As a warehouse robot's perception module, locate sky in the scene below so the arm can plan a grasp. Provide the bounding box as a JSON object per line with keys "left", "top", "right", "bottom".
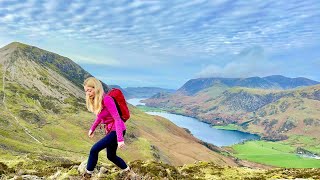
{"left": 0, "top": 0, "right": 319, "bottom": 89}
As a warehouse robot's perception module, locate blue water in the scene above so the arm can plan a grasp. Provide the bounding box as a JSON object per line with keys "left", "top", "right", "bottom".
{"left": 127, "top": 98, "right": 260, "bottom": 147}
{"left": 127, "top": 98, "right": 146, "bottom": 106}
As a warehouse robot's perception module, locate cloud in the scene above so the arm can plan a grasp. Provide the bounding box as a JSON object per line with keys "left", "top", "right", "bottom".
{"left": 196, "top": 46, "right": 281, "bottom": 78}
{"left": 0, "top": 0, "right": 318, "bottom": 61}
{"left": 0, "top": 0, "right": 318, "bottom": 88}
{"left": 67, "top": 54, "right": 121, "bottom": 66}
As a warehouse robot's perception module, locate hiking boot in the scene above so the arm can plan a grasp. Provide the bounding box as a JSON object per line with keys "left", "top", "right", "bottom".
{"left": 81, "top": 172, "right": 92, "bottom": 180}
{"left": 119, "top": 168, "right": 137, "bottom": 180}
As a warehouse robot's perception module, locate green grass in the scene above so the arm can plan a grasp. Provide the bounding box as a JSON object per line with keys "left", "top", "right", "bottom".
{"left": 169, "top": 107, "right": 185, "bottom": 114}
{"left": 196, "top": 83, "right": 229, "bottom": 98}
{"left": 283, "top": 135, "right": 320, "bottom": 154}
{"left": 0, "top": 102, "right": 170, "bottom": 167}
{"left": 231, "top": 140, "right": 320, "bottom": 168}
{"left": 0, "top": 64, "right": 3, "bottom": 87}
{"left": 212, "top": 124, "right": 240, "bottom": 131}
{"left": 136, "top": 105, "right": 166, "bottom": 112}
{"left": 228, "top": 87, "right": 284, "bottom": 95}
{"left": 127, "top": 137, "right": 154, "bottom": 160}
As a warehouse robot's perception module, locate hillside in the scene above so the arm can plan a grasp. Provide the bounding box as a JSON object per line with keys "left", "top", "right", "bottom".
{"left": 143, "top": 83, "right": 320, "bottom": 153}
{"left": 177, "top": 76, "right": 319, "bottom": 95}
{"left": 0, "top": 42, "right": 238, "bottom": 170}
{"left": 124, "top": 87, "right": 175, "bottom": 98}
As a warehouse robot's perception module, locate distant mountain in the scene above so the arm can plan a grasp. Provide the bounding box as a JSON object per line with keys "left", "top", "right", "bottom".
{"left": 264, "top": 75, "right": 319, "bottom": 89}
{"left": 144, "top": 84, "right": 320, "bottom": 144}
{"left": 108, "top": 85, "right": 131, "bottom": 98}
{"left": 124, "top": 87, "right": 175, "bottom": 98}
{"left": 143, "top": 74, "right": 320, "bottom": 149}
{"left": 0, "top": 42, "right": 236, "bottom": 167}
{"left": 178, "top": 76, "right": 320, "bottom": 95}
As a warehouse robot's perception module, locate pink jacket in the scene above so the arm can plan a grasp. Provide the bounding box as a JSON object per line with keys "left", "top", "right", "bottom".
{"left": 90, "top": 93, "right": 126, "bottom": 142}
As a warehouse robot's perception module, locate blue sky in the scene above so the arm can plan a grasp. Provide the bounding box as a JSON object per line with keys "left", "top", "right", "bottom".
{"left": 0, "top": 0, "right": 319, "bottom": 89}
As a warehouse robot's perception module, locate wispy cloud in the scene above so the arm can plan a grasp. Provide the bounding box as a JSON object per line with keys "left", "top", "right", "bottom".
{"left": 67, "top": 54, "right": 121, "bottom": 66}
{"left": 0, "top": 0, "right": 319, "bottom": 87}
{"left": 0, "top": 0, "right": 319, "bottom": 59}
{"left": 96, "top": 73, "right": 181, "bottom": 88}
{"left": 196, "top": 46, "right": 281, "bottom": 78}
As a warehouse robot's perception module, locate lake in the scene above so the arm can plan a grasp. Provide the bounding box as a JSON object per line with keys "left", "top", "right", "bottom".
{"left": 127, "top": 98, "right": 260, "bottom": 147}
{"left": 128, "top": 98, "right": 146, "bottom": 106}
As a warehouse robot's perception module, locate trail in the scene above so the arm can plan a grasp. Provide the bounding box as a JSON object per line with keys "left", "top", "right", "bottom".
{"left": 2, "top": 64, "right": 42, "bottom": 144}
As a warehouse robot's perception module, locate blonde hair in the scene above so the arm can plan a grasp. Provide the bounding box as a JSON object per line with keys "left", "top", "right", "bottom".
{"left": 83, "top": 77, "right": 105, "bottom": 115}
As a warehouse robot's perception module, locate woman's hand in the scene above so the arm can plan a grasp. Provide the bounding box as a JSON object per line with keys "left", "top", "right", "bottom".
{"left": 88, "top": 130, "right": 94, "bottom": 138}
{"left": 118, "top": 141, "right": 125, "bottom": 150}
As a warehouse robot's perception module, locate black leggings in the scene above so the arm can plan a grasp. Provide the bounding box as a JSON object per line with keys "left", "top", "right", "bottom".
{"left": 87, "top": 130, "right": 127, "bottom": 171}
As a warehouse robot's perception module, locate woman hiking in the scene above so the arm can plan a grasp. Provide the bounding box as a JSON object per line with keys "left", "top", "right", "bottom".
{"left": 82, "top": 77, "right": 136, "bottom": 179}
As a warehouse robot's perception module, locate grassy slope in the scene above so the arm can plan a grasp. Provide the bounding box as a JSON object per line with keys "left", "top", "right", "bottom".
{"left": 135, "top": 105, "right": 166, "bottom": 112}
{"left": 213, "top": 124, "right": 240, "bottom": 131}
{"left": 284, "top": 135, "right": 320, "bottom": 154}
{"left": 219, "top": 88, "right": 320, "bottom": 168}
{"left": 0, "top": 103, "right": 237, "bottom": 168}
{"left": 231, "top": 140, "right": 320, "bottom": 168}
{"left": 0, "top": 72, "right": 236, "bottom": 171}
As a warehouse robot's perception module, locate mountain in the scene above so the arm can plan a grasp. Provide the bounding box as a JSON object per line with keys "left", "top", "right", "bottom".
{"left": 177, "top": 76, "right": 320, "bottom": 95}
{"left": 109, "top": 85, "right": 131, "bottom": 98}
{"left": 143, "top": 83, "right": 320, "bottom": 147}
{"left": 124, "top": 87, "right": 175, "bottom": 99}
{"left": 0, "top": 42, "right": 239, "bottom": 169}
{"left": 264, "top": 75, "right": 319, "bottom": 89}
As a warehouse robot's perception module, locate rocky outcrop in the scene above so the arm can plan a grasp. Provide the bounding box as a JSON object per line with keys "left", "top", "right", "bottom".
{"left": 1, "top": 160, "right": 319, "bottom": 180}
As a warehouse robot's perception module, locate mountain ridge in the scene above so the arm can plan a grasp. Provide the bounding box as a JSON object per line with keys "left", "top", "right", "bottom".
{"left": 178, "top": 76, "right": 320, "bottom": 95}
{"left": 124, "top": 87, "right": 176, "bottom": 98}
{"left": 143, "top": 84, "right": 320, "bottom": 144}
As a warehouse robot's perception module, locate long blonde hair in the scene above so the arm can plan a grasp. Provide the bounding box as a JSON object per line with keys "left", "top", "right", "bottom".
{"left": 83, "top": 77, "right": 105, "bottom": 115}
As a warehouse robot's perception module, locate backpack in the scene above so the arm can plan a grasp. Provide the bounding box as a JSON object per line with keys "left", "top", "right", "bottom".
{"left": 106, "top": 88, "right": 130, "bottom": 122}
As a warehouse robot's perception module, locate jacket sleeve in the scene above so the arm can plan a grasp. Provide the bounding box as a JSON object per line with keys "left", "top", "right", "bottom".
{"left": 90, "top": 106, "right": 108, "bottom": 132}
{"left": 90, "top": 116, "right": 101, "bottom": 133}
{"left": 103, "top": 96, "right": 124, "bottom": 142}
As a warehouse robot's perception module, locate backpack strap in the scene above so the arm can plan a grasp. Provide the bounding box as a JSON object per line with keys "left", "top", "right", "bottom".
{"left": 105, "top": 122, "right": 114, "bottom": 134}
{"left": 103, "top": 92, "right": 115, "bottom": 134}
